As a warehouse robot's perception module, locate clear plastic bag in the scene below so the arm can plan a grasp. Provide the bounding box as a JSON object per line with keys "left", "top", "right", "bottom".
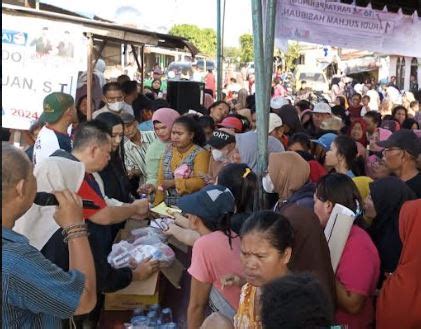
{"left": 108, "top": 240, "right": 175, "bottom": 269}
{"left": 129, "top": 227, "right": 166, "bottom": 245}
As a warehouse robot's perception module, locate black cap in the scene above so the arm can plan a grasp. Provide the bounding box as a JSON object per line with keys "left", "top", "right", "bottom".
{"left": 377, "top": 129, "right": 421, "bottom": 157}
{"left": 207, "top": 130, "right": 236, "bottom": 149}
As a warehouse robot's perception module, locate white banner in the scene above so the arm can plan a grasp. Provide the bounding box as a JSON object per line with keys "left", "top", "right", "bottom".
{"left": 275, "top": 0, "right": 421, "bottom": 58}
{"left": 2, "top": 14, "right": 87, "bottom": 130}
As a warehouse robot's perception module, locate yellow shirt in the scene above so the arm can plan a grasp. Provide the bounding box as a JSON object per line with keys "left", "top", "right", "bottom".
{"left": 154, "top": 144, "right": 210, "bottom": 205}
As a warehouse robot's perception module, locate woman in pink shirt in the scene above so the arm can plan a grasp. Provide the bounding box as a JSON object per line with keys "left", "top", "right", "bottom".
{"left": 178, "top": 184, "right": 242, "bottom": 329}
{"left": 314, "top": 173, "right": 380, "bottom": 329}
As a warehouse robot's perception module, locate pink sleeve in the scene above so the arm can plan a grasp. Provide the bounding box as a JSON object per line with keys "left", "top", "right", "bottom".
{"left": 336, "top": 230, "right": 379, "bottom": 296}
{"left": 188, "top": 237, "right": 212, "bottom": 284}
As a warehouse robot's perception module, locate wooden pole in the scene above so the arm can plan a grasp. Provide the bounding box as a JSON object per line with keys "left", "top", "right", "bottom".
{"left": 86, "top": 33, "right": 93, "bottom": 121}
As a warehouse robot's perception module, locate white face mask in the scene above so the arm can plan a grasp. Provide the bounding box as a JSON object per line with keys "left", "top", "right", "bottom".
{"left": 212, "top": 149, "right": 226, "bottom": 162}
{"left": 262, "top": 173, "right": 275, "bottom": 193}
{"left": 107, "top": 101, "right": 123, "bottom": 113}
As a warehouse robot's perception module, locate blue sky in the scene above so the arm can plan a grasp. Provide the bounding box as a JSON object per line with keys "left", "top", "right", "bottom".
{"left": 41, "top": 0, "right": 253, "bottom": 47}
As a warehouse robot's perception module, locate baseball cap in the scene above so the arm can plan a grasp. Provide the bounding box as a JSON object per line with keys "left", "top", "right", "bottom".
{"left": 268, "top": 113, "right": 283, "bottom": 133}
{"left": 177, "top": 185, "right": 235, "bottom": 224}
{"left": 313, "top": 102, "right": 332, "bottom": 114}
{"left": 217, "top": 116, "right": 243, "bottom": 132}
{"left": 377, "top": 129, "right": 421, "bottom": 157}
{"left": 312, "top": 133, "right": 337, "bottom": 151}
{"left": 207, "top": 130, "right": 236, "bottom": 149}
{"left": 120, "top": 111, "right": 135, "bottom": 124}
{"left": 40, "top": 92, "right": 74, "bottom": 124}
{"left": 270, "top": 96, "right": 289, "bottom": 110}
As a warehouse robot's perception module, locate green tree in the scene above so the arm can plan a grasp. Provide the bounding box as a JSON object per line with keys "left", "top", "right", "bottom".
{"left": 284, "top": 42, "right": 301, "bottom": 72}
{"left": 223, "top": 46, "right": 241, "bottom": 61}
{"left": 239, "top": 33, "right": 254, "bottom": 63}
{"left": 169, "top": 24, "right": 216, "bottom": 57}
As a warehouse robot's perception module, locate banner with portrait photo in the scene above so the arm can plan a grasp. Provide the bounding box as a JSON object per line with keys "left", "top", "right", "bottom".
{"left": 275, "top": 0, "right": 421, "bottom": 58}
{"left": 2, "top": 14, "right": 87, "bottom": 130}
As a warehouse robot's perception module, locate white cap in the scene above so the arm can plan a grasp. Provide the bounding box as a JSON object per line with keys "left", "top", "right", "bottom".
{"left": 268, "top": 113, "right": 283, "bottom": 133}
{"left": 270, "top": 96, "right": 289, "bottom": 110}
{"left": 313, "top": 102, "right": 332, "bottom": 114}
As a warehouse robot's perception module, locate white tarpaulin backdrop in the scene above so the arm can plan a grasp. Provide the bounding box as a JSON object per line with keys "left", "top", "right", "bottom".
{"left": 275, "top": 0, "right": 421, "bottom": 57}
{"left": 2, "top": 14, "right": 87, "bottom": 130}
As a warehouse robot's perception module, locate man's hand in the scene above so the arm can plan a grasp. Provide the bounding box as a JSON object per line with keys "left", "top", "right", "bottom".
{"left": 53, "top": 190, "right": 84, "bottom": 228}
{"left": 132, "top": 199, "right": 149, "bottom": 218}
{"left": 131, "top": 257, "right": 160, "bottom": 281}
{"left": 138, "top": 183, "right": 155, "bottom": 195}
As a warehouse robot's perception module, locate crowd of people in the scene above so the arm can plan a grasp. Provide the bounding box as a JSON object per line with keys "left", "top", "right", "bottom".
{"left": 2, "top": 66, "right": 421, "bottom": 329}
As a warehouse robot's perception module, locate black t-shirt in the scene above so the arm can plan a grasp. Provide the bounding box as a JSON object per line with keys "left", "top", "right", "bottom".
{"left": 406, "top": 172, "right": 421, "bottom": 198}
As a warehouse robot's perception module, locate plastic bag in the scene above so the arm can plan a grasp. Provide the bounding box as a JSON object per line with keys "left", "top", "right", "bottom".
{"left": 129, "top": 227, "right": 166, "bottom": 245}
{"left": 107, "top": 226, "right": 175, "bottom": 269}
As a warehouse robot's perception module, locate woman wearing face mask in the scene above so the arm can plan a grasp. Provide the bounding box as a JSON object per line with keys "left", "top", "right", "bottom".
{"left": 154, "top": 115, "right": 209, "bottom": 206}
{"left": 264, "top": 151, "right": 314, "bottom": 211}
{"left": 140, "top": 108, "right": 180, "bottom": 195}
{"left": 364, "top": 176, "right": 416, "bottom": 286}
{"left": 207, "top": 129, "right": 240, "bottom": 181}
{"left": 325, "top": 135, "right": 365, "bottom": 177}
{"left": 314, "top": 173, "right": 380, "bottom": 329}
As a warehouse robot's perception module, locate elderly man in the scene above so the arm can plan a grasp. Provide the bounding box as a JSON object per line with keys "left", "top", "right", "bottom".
{"left": 2, "top": 142, "right": 96, "bottom": 327}
{"left": 378, "top": 129, "right": 421, "bottom": 197}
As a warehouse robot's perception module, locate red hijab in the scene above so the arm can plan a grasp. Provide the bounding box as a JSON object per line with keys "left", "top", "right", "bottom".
{"left": 376, "top": 200, "right": 421, "bottom": 329}
{"left": 349, "top": 118, "right": 368, "bottom": 146}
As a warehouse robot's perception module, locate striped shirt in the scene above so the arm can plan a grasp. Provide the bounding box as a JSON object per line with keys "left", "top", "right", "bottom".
{"left": 124, "top": 131, "right": 156, "bottom": 184}
{"left": 2, "top": 227, "right": 85, "bottom": 329}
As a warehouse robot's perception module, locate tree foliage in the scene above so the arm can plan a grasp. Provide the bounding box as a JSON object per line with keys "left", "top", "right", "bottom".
{"left": 284, "top": 42, "right": 301, "bottom": 71}
{"left": 223, "top": 46, "right": 241, "bottom": 61}
{"left": 239, "top": 33, "right": 254, "bottom": 63}
{"left": 169, "top": 24, "right": 216, "bottom": 57}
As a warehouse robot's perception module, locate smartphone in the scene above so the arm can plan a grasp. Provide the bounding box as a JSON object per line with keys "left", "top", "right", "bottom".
{"left": 33, "top": 192, "right": 100, "bottom": 209}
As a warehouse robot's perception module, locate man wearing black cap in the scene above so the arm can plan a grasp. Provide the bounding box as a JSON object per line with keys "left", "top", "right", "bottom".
{"left": 378, "top": 129, "right": 421, "bottom": 197}
{"left": 207, "top": 129, "right": 238, "bottom": 180}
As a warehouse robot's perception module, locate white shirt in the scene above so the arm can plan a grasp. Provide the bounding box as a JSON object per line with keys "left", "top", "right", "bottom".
{"left": 32, "top": 126, "right": 72, "bottom": 166}
{"left": 366, "top": 90, "right": 380, "bottom": 111}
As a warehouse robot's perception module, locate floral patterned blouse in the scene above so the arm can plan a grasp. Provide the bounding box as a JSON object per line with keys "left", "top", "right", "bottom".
{"left": 233, "top": 283, "right": 262, "bottom": 329}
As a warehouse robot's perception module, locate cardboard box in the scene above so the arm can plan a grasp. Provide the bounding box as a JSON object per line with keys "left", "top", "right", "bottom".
{"left": 104, "top": 221, "right": 185, "bottom": 311}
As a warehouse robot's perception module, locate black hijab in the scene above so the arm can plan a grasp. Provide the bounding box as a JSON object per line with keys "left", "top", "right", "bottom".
{"left": 368, "top": 176, "right": 417, "bottom": 275}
